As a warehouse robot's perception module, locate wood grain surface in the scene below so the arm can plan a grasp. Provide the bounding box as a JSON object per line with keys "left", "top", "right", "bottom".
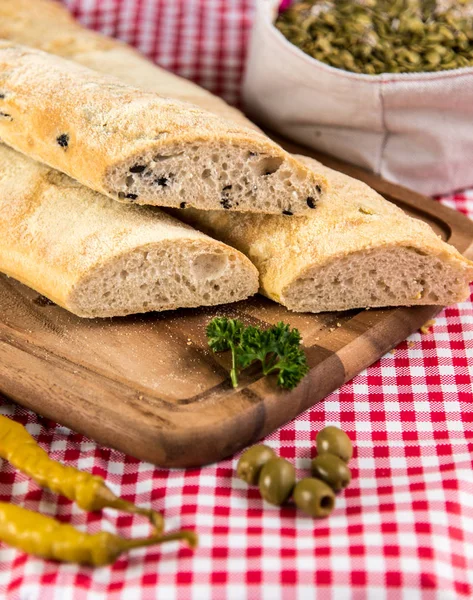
{"left": 1, "top": 142, "right": 472, "bottom": 467}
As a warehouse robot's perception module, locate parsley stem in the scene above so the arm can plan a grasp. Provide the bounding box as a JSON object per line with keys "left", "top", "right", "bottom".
{"left": 262, "top": 354, "right": 278, "bottom": 375}
{"left": 229, "top": 344, "right": 239, "bottom": 388}
{"left": 263, "top": 364, "right": 279, "bottom": 376}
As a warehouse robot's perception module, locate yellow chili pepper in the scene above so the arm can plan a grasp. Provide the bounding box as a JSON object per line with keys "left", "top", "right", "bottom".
{"left": 0, "top": 502, "right": 197, "bottom": 566}
{"left": 0, "top": 416, "right": 163, "bottom": 532}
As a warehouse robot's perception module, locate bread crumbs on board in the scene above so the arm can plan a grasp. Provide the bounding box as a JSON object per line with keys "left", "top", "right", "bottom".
{"left": 420, "top": 319, "right": 436, "bottom": 334}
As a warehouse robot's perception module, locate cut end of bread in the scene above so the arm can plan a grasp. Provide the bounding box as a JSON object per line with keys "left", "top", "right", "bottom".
{"left": 0, "top": 41, "right": 327, "bottom": 215}
{"left": 105, "top": 142, "right": 326, "bottom": 214}
{"left": 281, "top": 245, "right": 473, "bottom": 313}
{"left": 67, "top": 240, "right": 259, "bottom": 318}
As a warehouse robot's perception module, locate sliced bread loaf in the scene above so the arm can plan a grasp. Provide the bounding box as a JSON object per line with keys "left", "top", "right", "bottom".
{"left": 0, "top": 144, "right": 258, "bottom": 318}
{"left": 0, "top": 41, "right": 327, "bottom": 215}
{"left": 177, "top": 157, "right": 473, "bottom": 312}
{"left": 2, "top": 0, "right": 471, "bottom": 312}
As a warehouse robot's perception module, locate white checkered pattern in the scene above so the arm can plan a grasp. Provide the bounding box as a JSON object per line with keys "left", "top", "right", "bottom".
{"left": 0, "top": 2, "right": 472, "bottom": 598}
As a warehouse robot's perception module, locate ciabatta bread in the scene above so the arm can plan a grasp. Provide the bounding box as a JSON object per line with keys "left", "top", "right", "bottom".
{"left": 0, "top": 144, "right": 258, "bottom": 318}
{"left": 2, "top": 0, "right": 471, "bottom": 312}
{"left": 0, "top": 40, "right": 327, "bottom": 215}
{"left": 178, "top": 157, "right": 473, "bottom": 312}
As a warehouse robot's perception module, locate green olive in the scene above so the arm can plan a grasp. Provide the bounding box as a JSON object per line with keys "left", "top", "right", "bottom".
{"left": 310, "top": 454, "right": 351, "bottom": 492}
{"left": 236, "top": 445, "right": 276, "bottom": 485}
{"left": 316, "top": 426, "right": 353, "bottom": 463}
{"left": 293, "top": 478, "right": 335, "bottom": 518}
{"left": 258, "top": 457, "right": 296, "bottom": 506}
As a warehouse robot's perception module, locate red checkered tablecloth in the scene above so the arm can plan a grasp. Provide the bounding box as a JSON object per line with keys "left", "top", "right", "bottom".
{"left": 1, "top": 1, "right": 473, "bottom": 598}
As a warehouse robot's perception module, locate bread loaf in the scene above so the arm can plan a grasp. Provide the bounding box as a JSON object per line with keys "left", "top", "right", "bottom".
{"left": 2, "top": 0, "right": 471, "bottom": 312}
{"left": 0, "top": 40, "right": 327, "bottom": 215}
{"left": 178, "top": 157, "right": 473, "bottom": 312}
{"left": 0, "top": 144, "right": 258, "bottom": 318}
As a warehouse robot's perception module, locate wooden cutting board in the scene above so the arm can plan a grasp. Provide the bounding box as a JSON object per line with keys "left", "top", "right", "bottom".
{"left": 1, "top": 143, "right": 472, "bottom": 467}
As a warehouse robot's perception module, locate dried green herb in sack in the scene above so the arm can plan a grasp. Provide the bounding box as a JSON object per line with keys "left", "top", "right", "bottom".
{"left": 275, "top": 0, "right": 473, "bottom": 74}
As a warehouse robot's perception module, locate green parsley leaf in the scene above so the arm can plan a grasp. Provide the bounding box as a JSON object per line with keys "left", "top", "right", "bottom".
{"left": 206, "top": 318, "right": 244, "bottom": 388}
{"left": 206, "top": 317, "right": 309, "bottom": 390}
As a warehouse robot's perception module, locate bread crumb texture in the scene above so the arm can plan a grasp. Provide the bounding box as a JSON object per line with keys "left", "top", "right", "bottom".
{"left": 0, "top": 144, "right": 258, "bottom": 317}
{"left": 178, "top": 156, "right": 473, "bottom": 312}
{"left": 0, "top": 41, "right": 327, "bottom": 214}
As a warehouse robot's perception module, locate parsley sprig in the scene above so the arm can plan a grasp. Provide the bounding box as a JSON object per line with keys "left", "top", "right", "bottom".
{"left": 206, "top": 318, "right": 309, "bottom": 390}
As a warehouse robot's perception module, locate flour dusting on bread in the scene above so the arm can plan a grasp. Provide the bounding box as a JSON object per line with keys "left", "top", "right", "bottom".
{"left": 0, "top": 41, "right": 327, "bottom": 215}
{"left": 0, "top": 144, "right": 258, "bottom": 318}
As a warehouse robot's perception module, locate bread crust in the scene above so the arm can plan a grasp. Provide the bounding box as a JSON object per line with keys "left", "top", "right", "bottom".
{"left": 0, "top": 144, "right": 258, "bottom": 317}
{"left": 0, "top": 40, "right": 327, "bottom": 214}
{"left": 1, "top": 0, "right": 471, "bottom": 311}
{"left": 178, "top": 157, "right": 473, "bottom": 309}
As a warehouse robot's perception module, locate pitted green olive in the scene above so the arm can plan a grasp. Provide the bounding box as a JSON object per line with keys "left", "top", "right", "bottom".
{"left": 293, "top": 478, "right": 335, "bottom": 518}
{"left": 316, "top": 426, "right": 353, "bottom": 463}
{"left": 258, "top": 457, "right": 296, "bottom": 506}
{"left": 236, "top": 445, "right": 276, "bottom": 485}
{"left": 310, "top": 454, "right": 351, "bottom": 493}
